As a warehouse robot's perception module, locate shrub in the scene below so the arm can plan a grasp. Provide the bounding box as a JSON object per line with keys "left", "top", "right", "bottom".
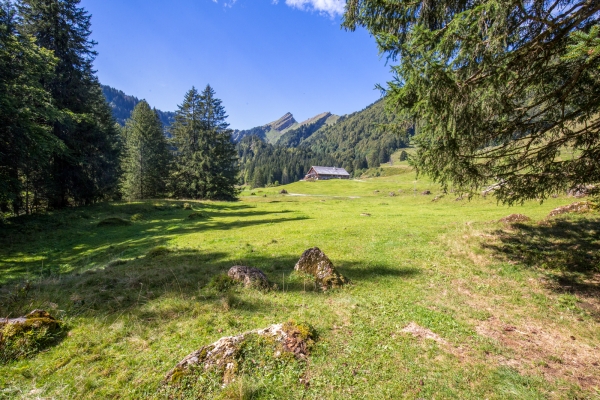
{"left": 183, "top": 203, "right": 192, "bottom": 210}
{"left": 97, "top": 218, "right": 131, "bottom": 228}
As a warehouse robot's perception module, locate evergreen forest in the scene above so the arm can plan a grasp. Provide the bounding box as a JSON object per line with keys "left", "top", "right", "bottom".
{"left": 0, "top": 0, "right": 240, "bottom": 216}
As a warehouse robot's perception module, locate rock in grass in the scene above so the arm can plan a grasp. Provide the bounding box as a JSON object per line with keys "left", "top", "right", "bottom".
{"left": 294, "top": 247, "right": 347, "bottom": 290}
{"left": 421, "top": 190, "right": 431, "bottom": 195}
{"left": 279, "top": 189, "right": 288, "bottom": 194}
{"left": 163, "top": 321, "right": 315, "bottom": 386}
{"left": 547, "top": 201, "right": 593, "bottom": 218}
{"left": 227, "top": 266, "right": 269, "bottom": 289}
{"left": 97, "top": 217, "right": 131, "bottom": 227}
{"left": 0, "top": 310, "right": 61, "bottom": 362}
{"left": 499, "top": 214, "right": 531, "bottom": 224}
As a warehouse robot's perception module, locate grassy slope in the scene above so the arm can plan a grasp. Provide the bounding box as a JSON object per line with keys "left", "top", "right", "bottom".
{"left": 1, "top": 161, "right": 599, "bottom": 399}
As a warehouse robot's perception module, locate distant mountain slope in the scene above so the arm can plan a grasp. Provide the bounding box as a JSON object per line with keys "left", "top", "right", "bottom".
{"left": 232, "top": 111, "right": 339, "bottom": 144}
{"left": 232, "top": 112, "right": 297, "bottom": 143}
{"left": 302, "top": 99, "right": 405, "bottom": 171}
{"left": 237, "top": 98, "right": 410, "bottom": 187}
{"left": 277, "top": 112, "right": 335, "bottom": 147}
{"left": 101, "top": 85, "right": 175, "bottom": 128}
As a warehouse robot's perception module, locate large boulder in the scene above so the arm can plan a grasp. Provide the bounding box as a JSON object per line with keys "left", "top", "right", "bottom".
{"left": 0, "top": 310, "right": 61, "bottom": 361}
{"left": 227, "top": 265, "right": 269, "bottom": 289}
{"left": 294, "top": 247, "right": 347, "bottom": 290}
{"left": 163, "top": 322, "right": 315, "bottom": 386}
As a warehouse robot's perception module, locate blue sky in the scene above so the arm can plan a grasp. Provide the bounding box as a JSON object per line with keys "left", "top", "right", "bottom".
{"left": 81, "top": 0, "right": 391, "bottom": 129}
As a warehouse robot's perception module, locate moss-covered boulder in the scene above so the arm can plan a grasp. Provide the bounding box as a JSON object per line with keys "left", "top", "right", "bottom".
{"left": 0, "top": 310, "right": 61, "bottom": 363}
{"left": 162, "top": 322, "right": 316, "bottom": 397}
{"left": 227, "top": 265, "right": 269, "bottom": 289}
{"left": 294, "top": 247, "right": 347, "bottom": 290}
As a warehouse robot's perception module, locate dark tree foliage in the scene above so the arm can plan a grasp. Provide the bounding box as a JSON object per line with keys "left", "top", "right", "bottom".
{"left": 101, "top": 85, "right": 175, "bottom": 128}
{"left": 0, "top": 1, "right": 61, "bottom": 215}
{"left": 344, "top": 0, "right": 600, "bottom": 204}
{"left": 170, "top": 85, "right": 239, "bottom": 200}
{"left": 18, "top": 0, "right": 121, "bottom": 208}
{"left": 121, "top": 101, "right": 171, "bottom": 200}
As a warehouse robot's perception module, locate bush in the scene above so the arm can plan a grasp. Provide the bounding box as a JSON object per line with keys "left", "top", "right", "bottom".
{"left": 97, "top": 218, "right": 131, "bottom": 228}
{"left": 183, "top": 203, "right": 192, "bottom": 210}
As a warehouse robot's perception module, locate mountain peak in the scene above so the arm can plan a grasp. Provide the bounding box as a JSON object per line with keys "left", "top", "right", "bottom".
{"left": 267, "top": 112, "right": 297, "bottom": 132}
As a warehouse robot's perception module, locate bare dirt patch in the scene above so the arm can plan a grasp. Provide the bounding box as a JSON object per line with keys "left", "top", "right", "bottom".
{"left": 476, "top": 316, "right": 600, "bottom": 390}
{"left": 401, "top": 322, "right": 448, "bottom": 345}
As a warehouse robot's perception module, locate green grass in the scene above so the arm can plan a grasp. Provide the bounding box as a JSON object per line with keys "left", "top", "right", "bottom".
{"left": 1, "top": 172, "right": 599, "bottom": 399}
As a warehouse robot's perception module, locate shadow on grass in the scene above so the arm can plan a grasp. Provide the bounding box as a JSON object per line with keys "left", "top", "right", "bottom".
{"left": 0, "top": 201, "right": 308, "bottom": 287}
{"left": 1, "top": 246, "right": 421, "bottom": 318}
{"left": 483, "top": 217, "right": 600, "bottom": 299}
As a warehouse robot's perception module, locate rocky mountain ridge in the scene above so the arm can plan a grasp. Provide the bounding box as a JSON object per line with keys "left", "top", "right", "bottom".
{"left": 232, "top": 111, "right": 339, "bottom": 144}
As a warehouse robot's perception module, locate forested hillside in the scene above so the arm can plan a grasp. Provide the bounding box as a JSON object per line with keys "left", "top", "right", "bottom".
{"left": 101, "top": 85, "right": 175, "bottom": 128}
{"left": 237, "top": 99, "right": 410, "bottom": 187}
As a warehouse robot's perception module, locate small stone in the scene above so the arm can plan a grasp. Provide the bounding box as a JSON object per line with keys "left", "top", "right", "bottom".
{"left": 279, "top": 189, "right": 288, "bottom": 194}
{"left": 421, "top": 190, "right": 431, "bottom": 195}
{"left": 499, "top": 214, "right": 531, "bottom": 224}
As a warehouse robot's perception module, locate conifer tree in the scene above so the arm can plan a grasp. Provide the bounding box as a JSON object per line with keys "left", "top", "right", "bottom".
{"left": 18, "top": 0, "right": 120, "bottom": 208}
{"left": 121, "top": 101, "right": 170, "bottom": 200}
{"left": 170, "top": 85, "right": 239, "bottom": 200}
{"left": 344, "top": 0, "right": 600, "bottom": 203}
{"left": 0, "top": 1, "right": 61, "bottom": 215}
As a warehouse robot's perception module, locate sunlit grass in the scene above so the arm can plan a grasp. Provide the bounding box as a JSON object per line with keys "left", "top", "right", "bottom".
{"left": 0, "top": 166, "right": 598, "bottom": 399}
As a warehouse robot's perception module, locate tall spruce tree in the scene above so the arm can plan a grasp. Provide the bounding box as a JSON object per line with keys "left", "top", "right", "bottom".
{"left": 121, "top": 101, "right": 170, "bottom": 200}
{"left": 0, "top": 1, "right": 62, "bottom": 215}
{"left": 170, "top": 85, "right": 239, "bottom": 200}
{"left": 344, "top": 0, "right": 600, "bottom": 204}
{"left": 18, "top": 0, "right": 120, "bottom": 208}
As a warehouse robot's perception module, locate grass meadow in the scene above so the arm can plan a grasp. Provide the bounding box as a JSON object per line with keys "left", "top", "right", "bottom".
{"left": 1, "top": 161, "right": 599, "bottom": 399}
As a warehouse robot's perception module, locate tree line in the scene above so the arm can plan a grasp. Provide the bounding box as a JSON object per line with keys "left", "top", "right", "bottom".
{"left": 0, "top": 0, "right": 238, "bottom": 217}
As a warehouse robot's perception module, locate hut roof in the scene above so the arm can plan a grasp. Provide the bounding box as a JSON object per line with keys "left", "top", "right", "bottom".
{"left": 310, "top": 166, "right": 350, "bottom": 176}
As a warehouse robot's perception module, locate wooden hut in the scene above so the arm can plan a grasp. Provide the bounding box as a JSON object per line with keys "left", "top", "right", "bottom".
{"left": 304, "top": 166, "right": 350, "bottom": 181}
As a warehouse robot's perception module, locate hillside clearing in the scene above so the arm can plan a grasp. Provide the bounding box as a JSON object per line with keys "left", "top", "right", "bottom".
{"left": 1, "top": 171, "right": 598, "bottom": 399}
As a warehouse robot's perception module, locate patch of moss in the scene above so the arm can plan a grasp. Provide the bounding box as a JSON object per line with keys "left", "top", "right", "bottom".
{"left": 147, "top": 246, "right": 171, "bottom": 258}
{"left": 96, "top": 217, "right": 131, "bottom": 228}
